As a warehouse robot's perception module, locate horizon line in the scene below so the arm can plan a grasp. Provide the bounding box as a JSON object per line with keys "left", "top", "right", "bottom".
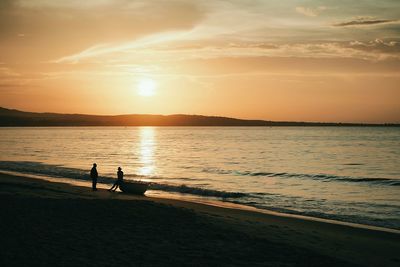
{"left": 1, "top": 106, "right": 399, "bottom": 126}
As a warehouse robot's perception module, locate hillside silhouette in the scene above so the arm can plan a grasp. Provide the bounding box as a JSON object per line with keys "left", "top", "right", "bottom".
{"left": 0, "top": 107, "right": 397, "bottom": 127}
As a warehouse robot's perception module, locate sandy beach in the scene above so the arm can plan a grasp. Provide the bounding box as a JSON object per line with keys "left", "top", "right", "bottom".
{"left": 1, "top": 172, "right": 399, "bottom": 267}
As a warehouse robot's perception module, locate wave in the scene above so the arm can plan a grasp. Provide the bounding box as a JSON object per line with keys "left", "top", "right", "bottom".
{"left": 149, "top": 183, "right": 246, "bottom": 198}
{"left": 238, "top": 202, "right": 400, "bottom": 230}
{"left": 202, "top": 168, "right": 400, "bottom": 186}
{"left": 0, "top": 161, "right": 117, "bottom": 183}
{"left": 1, "top": 161, "right": 399, "bottom": 230}
{"left": 0, "top": 161, "right": 248, "bottom": 199}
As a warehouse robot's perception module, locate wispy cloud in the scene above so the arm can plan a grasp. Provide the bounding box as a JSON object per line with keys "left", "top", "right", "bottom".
{"left": 349, "top": 39, "right": 400, "bottom": 53}
{"left": 53, "top": 31, "right": 192, "bottom": 63}
{"left": 334, "top": 17, "right": 399, "bottom": 27}
{"left": 295, "top": 6, "right": 327, "bottom": 17}
{"left": 55, "top": 38, "right": 400, "bottom": 65}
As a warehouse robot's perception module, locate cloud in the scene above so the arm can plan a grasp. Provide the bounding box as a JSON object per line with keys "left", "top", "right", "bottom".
{"left": 53, "top": 36, "right": 400, "bottom": 66}
{"left": 295, "top": 6, "right": 326, "bottom": 17}
{"left": 53, "top": 30, "right": 193, "bottom": 63}
{"left": 334, "top": 17, "right": 399, "bottom": 27}
{"left": 349, "top": 39, "right": 400, "bottom": 53}
{"left": 0, "top": 0, "right": 206, "bottom": 60}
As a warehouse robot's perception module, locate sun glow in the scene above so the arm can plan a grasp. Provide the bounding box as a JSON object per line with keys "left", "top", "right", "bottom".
{"left": 137, "top": 78, "right": 157, "bottom": 96}
{"left": 138, "top": 127, "right": 155, "bottom": 176}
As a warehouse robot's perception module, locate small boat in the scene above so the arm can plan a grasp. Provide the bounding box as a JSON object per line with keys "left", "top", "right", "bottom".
{"left": 120, "top": 181, "right": 149, "bottom": 195}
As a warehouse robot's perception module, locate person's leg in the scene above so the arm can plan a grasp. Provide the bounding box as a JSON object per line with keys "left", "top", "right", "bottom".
{"left": 113, "top": 181, "right": 120, "bottom": 192}
{"left": 92, "top": 179, "right": 97, "bottom": 191}
{"left": 109, "top": 183, "right": 116, "bottom": 191}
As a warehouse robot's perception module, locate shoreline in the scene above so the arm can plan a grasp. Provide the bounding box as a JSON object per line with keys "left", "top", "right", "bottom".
{"left": 1, "top": 172, "right": 400, "bottom": 266}
{"left": 1, "top": 170, "right": 399, "bottom": 235}
{"left": 1, "top": 170, "right": 399, "bottom": 234}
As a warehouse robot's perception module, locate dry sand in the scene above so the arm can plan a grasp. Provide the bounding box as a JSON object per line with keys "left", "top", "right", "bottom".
{"left": 0, "top": 172, "right": 399, "bottom": 267}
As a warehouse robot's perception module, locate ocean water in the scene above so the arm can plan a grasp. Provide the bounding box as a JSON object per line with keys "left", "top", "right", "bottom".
{"left": 0, "top": 127, "right": 399, "bottom": 229}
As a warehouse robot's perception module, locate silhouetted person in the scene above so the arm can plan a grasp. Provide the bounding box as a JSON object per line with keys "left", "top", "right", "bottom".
{"left": 90, "top": 163, "right": 98, "bottom": 191}
{"left": 109, "top": 167, "right": 124, "bottom": 192}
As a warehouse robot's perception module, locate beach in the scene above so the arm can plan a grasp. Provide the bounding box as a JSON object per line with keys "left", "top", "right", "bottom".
{"left": 2, "top": 1, "right": 400, "bottom": 266}
{"left": 1, "top": 172, "right": 399, "bottom": 267}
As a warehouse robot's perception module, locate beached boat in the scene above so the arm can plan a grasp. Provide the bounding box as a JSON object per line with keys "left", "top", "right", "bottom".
{"left": 120, "top": 181, "right": 149, "bottom": 195}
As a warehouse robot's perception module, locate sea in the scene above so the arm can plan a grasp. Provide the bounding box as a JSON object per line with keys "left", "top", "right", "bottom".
{"left": 0, "top": 127, "right": 399, "bottom": 230}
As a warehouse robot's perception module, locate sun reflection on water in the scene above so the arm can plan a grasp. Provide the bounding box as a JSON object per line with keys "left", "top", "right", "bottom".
{"left": 137, "top": 127, "right": 156, "bottom": 176}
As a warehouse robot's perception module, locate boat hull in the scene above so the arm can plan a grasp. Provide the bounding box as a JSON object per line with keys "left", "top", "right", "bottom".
{"left": 120, "top": 181, "right": 149, "bottom": 195}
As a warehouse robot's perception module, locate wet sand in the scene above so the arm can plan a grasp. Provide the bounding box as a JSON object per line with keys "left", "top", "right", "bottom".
{"left": 0, "top": 172, "right": 399, "bottom": 267}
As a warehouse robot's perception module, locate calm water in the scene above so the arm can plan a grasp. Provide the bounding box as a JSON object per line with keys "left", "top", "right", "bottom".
{"left": 0, "top": 127, "right": 399, "bottom": 229}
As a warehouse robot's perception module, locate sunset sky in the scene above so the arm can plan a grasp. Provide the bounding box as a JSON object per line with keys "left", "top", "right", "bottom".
{"left": 0, "top": 0, "right": 399, "bottom": 123}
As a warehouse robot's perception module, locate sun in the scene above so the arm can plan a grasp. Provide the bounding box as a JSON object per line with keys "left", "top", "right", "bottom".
{"left": 137, "top": 78, "right": 157, "bottom": 96}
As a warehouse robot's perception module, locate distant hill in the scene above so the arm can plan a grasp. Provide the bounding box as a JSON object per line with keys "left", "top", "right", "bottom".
{"left": 0, "top": 107, "right": 397, "bottom": 127}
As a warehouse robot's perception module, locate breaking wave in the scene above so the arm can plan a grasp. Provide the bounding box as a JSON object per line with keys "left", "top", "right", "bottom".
{"left": 0, "top": 161, "right": 248, "bottom": 199}
{"left": 1, "top": 161, "right": 399, "bottom": 230}
{"left": 0, "top": 161, "right": 115, "bottom": 183}
{"left": 202, "top": 168, "right": 400, "bottom": 186}
{"left": 149, "top": 183, "right": 246, "bottom": 198}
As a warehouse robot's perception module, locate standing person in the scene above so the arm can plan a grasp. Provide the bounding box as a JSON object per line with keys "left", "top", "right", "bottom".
{"left": 109, "top": 167, "right": 124, "bottom": 192}
{"left": 90, "top": 163, "right": 98, "bottom": 191}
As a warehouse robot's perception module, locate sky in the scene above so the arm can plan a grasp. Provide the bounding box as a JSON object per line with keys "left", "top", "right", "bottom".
{"left": 0, "top": 0, "right": 399, "bottom": 123}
